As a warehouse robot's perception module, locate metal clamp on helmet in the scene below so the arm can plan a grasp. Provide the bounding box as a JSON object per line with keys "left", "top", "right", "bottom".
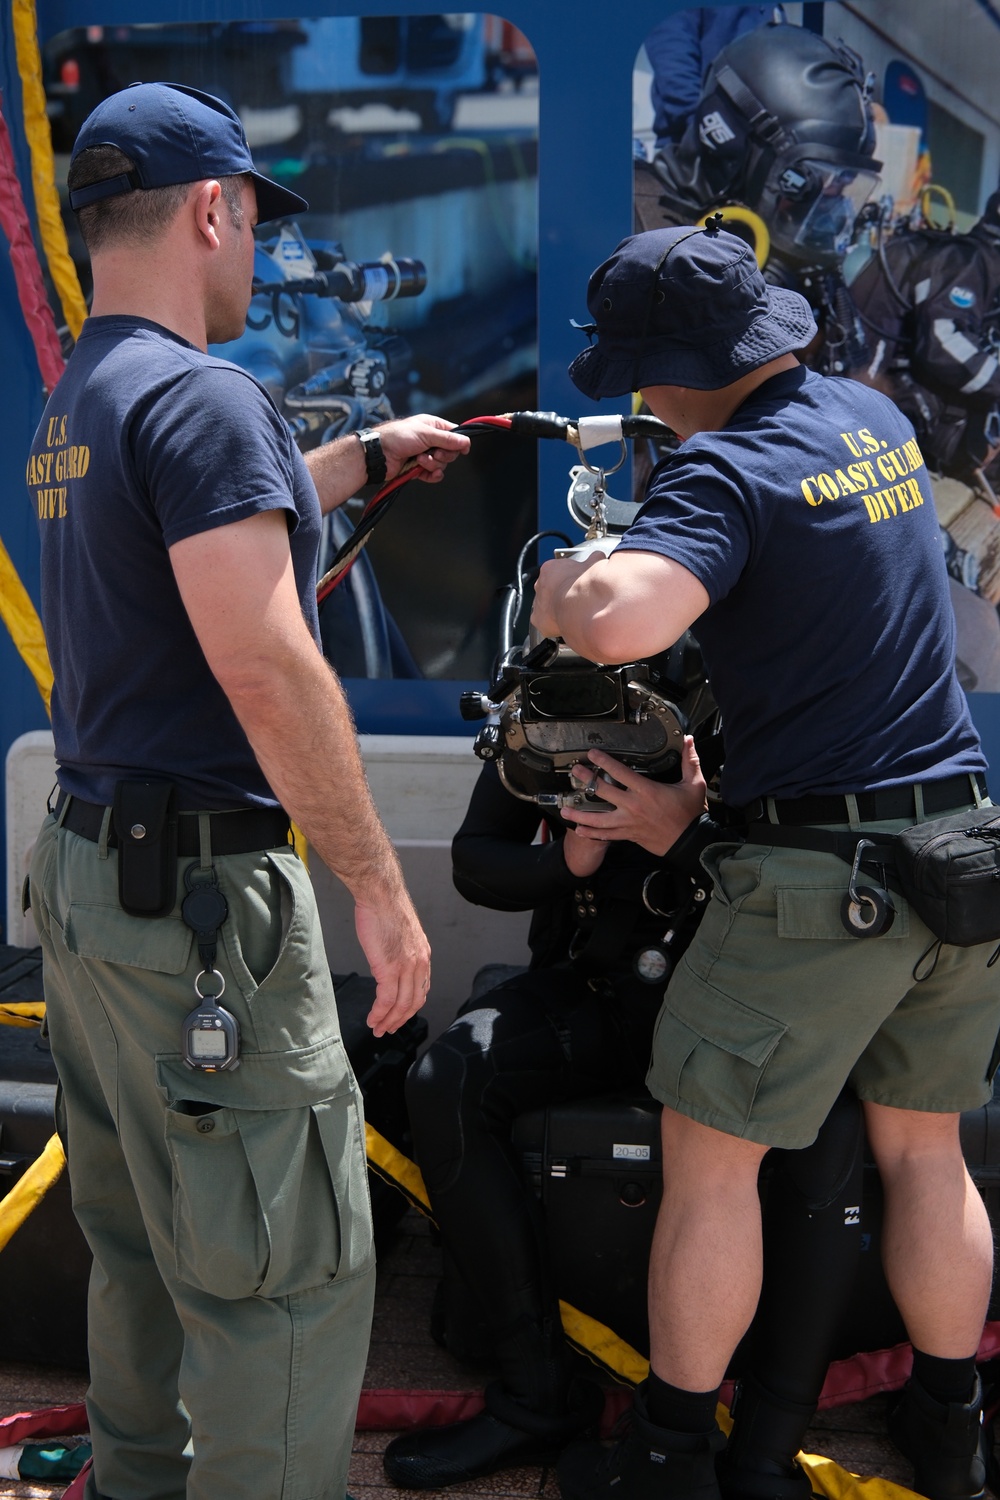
{"left": 468, "top": 643, "right": 692, "bottom": 808}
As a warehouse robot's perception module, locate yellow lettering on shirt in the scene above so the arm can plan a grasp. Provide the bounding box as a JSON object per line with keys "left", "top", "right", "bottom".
{"left": 810, "top": 428, "right": 928, "bottom": 525}
{"left": 36, "top": 487, "right": 67, "bottom": 519}
{"left": 30, "top": 413, "right": 90, "bottom": 520}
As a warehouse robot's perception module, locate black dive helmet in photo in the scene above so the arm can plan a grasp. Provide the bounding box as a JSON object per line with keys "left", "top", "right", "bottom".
{"left": 652, "top": 23, "right": 881, "bottom": 276}
{"left": 702, "top": 24, "right": 878, "bottom": 270}
{"left": 459, "top": 419, "right": 716, "bottom": 809}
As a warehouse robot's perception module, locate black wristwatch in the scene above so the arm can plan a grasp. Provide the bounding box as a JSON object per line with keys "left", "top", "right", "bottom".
{"left": 356, "top": 427, "right": 387, "bottom": 487}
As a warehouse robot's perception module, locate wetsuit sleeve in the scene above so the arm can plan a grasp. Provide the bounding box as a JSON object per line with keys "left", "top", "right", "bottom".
{"left": 452, "top": 763, "right": 580, "bottom": 912}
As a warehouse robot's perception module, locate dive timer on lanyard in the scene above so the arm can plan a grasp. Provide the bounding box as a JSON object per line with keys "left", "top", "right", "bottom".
{"left": 180, "top": 864, "right": 241, "bottom": 1071}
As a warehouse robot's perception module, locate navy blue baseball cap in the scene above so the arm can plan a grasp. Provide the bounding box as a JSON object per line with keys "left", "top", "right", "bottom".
{"left": 69, "top": 81, "right": 308, "bottom": 223}
{"left": 569, "top": 224, "right": 817, "bottom": 398}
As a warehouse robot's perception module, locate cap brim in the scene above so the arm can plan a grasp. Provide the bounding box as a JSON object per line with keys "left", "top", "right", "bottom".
{"left": 251, "top": 171, "right": 308, "bottom": 223}
{"left": 569, "top": 285, "right": 817, "bottom": 399}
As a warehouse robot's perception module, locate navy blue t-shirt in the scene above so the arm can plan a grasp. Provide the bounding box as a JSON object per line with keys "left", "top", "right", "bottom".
{"left": 27, "top": 316, "right": 323, "bottom": 810}
{"left": 617, "top": 365, "right": 986, "bottom": 806}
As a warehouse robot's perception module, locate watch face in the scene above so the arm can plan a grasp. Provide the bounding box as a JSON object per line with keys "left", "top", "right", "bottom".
{"left": 192, "top": 1027, "right": 228, "bottom": 1060}
{"left": 634, "top": 945, "right": 671, "bottom": 984}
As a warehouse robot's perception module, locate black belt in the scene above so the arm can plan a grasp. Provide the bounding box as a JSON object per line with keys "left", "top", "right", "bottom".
{"left": 56, "top": 792, "right": 291, "bottom": 856}
{"left": 739, "top": 772, "right": 988, "bottom": 827}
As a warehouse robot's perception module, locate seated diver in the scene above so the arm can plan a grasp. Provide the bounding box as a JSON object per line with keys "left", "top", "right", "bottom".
{"left": 383, "top": 736, "right": 866, "bottom": 1495}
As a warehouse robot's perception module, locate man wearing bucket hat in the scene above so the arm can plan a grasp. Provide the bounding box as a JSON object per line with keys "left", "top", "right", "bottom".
{"left": 26, "top": 81, "right": 467, "bottom": 1500}
{"left": 532, "top": 224, "right": 996, "bottom": 1500}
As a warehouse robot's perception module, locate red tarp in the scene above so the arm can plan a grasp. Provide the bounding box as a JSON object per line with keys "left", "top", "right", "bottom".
{"left": 0, "top": 99, "right": 65, "bottom": 393}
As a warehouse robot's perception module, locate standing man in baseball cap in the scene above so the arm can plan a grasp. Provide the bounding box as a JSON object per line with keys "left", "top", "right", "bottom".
{"left": 27, "top": 82, "right": 468, "bottom": 1500}
{"left": 532, "top": 223, "right": 996, "bottom": 1500}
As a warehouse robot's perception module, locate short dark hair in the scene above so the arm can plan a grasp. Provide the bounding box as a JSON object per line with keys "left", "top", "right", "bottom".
{"left": 68, "top": 145, "right": 251, "bottom": 252}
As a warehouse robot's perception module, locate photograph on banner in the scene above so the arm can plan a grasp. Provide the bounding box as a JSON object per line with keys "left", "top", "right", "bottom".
{"left": 632, "top": 0, "right": 1000, "bottom": 691}
{"left": 43, "top": 15, "right": 539, "bottom": 683}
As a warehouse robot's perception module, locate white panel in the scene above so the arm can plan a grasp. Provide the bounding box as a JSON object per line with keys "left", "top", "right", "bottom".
{"left": 5, "top": 732, "right": 531, "bottom": 1032}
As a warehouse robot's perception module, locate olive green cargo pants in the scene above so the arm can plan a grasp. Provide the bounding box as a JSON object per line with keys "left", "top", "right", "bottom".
{"left": 30, "top": 810, "right": 376, "bottom": 1500}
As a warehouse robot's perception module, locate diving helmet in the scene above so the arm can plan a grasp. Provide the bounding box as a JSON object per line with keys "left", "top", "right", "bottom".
{"left": 687, "top": 22, "right": 881, "bottom": 269}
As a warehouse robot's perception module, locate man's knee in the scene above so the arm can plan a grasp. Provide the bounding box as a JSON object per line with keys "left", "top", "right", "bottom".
{"left": 863, "top": 1101, "right": 965, "bottom": 1182}
{"left": 406, "top": 1036, "right": 465, "bottom": 1130}
{"left": 405, "top": 1014, "right": 506, "bottom": 1188}
{"left": 660, "top": 1105, "right": 769, "bottom": 1191}
{"left": 769, "top": 1089, "right": 864, "bottom": 1210}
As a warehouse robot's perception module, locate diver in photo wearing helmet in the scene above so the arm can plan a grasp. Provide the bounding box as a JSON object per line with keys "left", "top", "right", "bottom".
{"left": 635, "top": 20, "right": 881, "bottom": 376}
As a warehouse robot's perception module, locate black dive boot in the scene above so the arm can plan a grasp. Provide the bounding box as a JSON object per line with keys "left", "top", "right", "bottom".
{"left": 383, "top": 1312, "right": 603, "bottom": 1489}
{"left": 557, "top": 1382, "right": 724, "bottom": 1500}
{"left": 383, "top": 1378, "right": 604, "bottom": 1489}
{"left": 717, "top": 1377, "right": 819, "bottom": 1500}
{"left": 888, "top": 1373, "right": 988, "bottom": 1500}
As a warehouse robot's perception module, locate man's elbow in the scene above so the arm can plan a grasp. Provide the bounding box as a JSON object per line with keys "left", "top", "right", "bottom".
{"left": 563, "top": 616, "right": 642, "bottom": 666}
{"left": 210, "top": 642, "right": 307, "bottom": 723}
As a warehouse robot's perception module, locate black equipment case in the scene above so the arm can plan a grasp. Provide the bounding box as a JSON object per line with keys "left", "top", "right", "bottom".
{"left": 513, "top": 1096, "right": 660, "bottom": 1356}
{"left": 0, "top": 946, "right": 91, "bottom": 1370}
{"left": 330, "top": 970, "right": 427, "bottom": 1242}
{"left": 511, "top": 1085, "right": 1000, "bottom": 1365}
{"left": 0, "top": 954, "right": 424, "bottom": 1369}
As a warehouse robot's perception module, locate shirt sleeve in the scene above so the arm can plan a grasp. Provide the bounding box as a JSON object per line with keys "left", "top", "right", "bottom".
{"left": 614, "top": 447, "right": 753, "bottom": 606}
{"left": 645, "top": 13, "right": 707, "bottom": 145}
{"left": 130, "top": 365, "right": 300, "bottom": 548}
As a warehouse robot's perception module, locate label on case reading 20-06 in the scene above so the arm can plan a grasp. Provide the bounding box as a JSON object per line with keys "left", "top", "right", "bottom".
{"left": 613, "top": 1143, "right": 651, "bottom": 1161}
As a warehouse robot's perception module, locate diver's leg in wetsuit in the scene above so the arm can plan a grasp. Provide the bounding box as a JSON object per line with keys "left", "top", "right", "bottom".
{"left": 719, "top": 1088, "right": 866, "bottom": 1500}
{"left": 383, "top": 969, "right": 652, "bottom": 1489}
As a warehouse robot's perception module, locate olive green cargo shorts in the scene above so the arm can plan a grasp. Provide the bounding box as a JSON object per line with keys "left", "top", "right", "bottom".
{"left": 647, "top": 823, "right": 1000, "bottom": 1149}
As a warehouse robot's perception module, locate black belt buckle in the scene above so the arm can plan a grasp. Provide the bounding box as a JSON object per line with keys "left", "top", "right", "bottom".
{"left": 112, "top": 780, "right": 178, "bottom": 917}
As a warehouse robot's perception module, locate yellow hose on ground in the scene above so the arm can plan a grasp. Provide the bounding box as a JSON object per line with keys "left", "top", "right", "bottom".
{"left": 0, "top": 1130, "right": 65, "bottom": 1252}
{"left": 0, "top": 1001, "right": 44, "bottom": 1027}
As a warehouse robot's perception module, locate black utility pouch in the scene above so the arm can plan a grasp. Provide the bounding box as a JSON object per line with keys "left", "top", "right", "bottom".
{"left": 893, "top": 807, "right": 1000, "bottom": 947}
{"left": 112, "top": 780, "right": 179, "bottom": 917}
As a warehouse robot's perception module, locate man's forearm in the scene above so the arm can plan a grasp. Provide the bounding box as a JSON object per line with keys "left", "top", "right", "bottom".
{"left": 225, "top": 640, "right": 405, "bottom": 905}
{"left": 304, "top": 434, "right": 368, "bottom": 515}
{"left": 531, "top": 557, "right": 624, "bottom": 661}
{"left": 531, "top": 550, "right": 709, "bottom": 664}
{"left": 303, "top": 415, "right": 471, "bottom": 514}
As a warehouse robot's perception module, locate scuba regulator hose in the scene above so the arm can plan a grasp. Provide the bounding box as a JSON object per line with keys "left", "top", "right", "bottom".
{"left": 315, "top": 410, "right": 673, "bottom": 601}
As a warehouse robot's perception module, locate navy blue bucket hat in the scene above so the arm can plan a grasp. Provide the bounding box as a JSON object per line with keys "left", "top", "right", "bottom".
{"left": 69, "top": 81, "right": 308, "bottom": 224}
{"left": 569, "top": 224, "right": 817, "bottom": 398}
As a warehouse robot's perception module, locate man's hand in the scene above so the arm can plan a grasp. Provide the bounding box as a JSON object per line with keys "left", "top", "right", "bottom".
{"left": 378, "top": 414, "right": 470, "bottom": 484}
{"left": 354, "top": 894, "right": 431, "bottom": 1037}
{"left": 530, "top": 556, "right": 591, "bottom": 643}
{"left": 563, "top": 738, "right": 708, "bottom": 856}
{"left": 305, "top": 413, "right": 470, "bottom": 513}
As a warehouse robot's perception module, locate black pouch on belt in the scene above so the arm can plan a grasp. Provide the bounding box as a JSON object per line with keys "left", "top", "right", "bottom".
{"left": 112, "top": 780, "right": 179, "bottom": 917}
{"left": 893, "top": 807, "right": 1000, "bottom": 946}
